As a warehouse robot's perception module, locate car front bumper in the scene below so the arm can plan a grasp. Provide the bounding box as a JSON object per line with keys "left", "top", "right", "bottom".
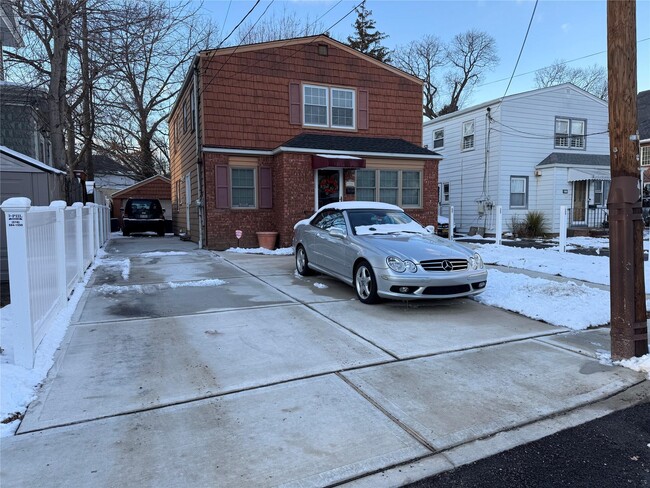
{"left": 375, "top": 267, "right": 488, "bottom": 299}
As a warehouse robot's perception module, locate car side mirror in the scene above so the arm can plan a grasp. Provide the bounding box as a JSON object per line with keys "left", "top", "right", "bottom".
{"left": 425, "top": 225, "right": 435, "bottom": 234}
{"left": 329, "top": 228, "right": 346, "bottom": 239}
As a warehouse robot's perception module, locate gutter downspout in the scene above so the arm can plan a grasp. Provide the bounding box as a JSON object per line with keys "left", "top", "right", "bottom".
{"left": 194, "top": 60, "right": 204, "bottom": 249}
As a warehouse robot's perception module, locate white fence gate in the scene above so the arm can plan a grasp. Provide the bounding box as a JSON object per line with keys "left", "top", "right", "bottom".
{"left": 1, "top": 197, "right": 110, "bottom": 368}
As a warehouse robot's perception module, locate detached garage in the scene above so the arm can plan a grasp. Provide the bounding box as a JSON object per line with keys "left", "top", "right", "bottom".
{"left": 0, "top": 145, "right": 67, "bottom": 281}
{"left": 111, "top": 175, "right": 172, "bottom": 232}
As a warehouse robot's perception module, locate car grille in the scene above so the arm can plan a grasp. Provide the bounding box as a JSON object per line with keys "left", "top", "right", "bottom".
{"left": 422, "top": 284, "right": 471, "bottom": 295}
{"left": 420, "top": 259, "right": 468, "bottom": 271}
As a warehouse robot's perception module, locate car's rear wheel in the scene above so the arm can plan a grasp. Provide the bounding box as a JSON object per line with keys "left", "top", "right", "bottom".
{"left": 354, "top": 261, "right": 380, "bottom": 304}
{"left": 295, "top": 245, "right": 314, "bottom": 276}
{"left": 122, "top": 227, "right": 130, "bottom": 236}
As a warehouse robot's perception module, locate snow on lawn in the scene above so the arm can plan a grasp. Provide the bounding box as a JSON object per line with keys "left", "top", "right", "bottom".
{"left": 475, "top": 269, "right": 610, "bottom": 329}
{"left": 475, "top": 242, "right": 650, "bottom": 288}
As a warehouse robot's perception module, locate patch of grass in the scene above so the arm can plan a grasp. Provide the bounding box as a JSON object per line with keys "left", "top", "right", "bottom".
{"left": 510, "top": 211, "right": 549, "bottom": 238}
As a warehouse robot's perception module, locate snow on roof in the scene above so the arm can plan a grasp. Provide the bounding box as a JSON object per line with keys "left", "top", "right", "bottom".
{"left": 0, "top": 145, "right": 66, "bottom": 175}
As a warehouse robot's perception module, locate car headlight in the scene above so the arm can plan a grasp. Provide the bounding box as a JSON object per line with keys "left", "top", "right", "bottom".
{"left": 387, "top": 257, "right": 417, "bottom": 273}
{"left": 469, "top": 253, "right": 484, "bottom": 270}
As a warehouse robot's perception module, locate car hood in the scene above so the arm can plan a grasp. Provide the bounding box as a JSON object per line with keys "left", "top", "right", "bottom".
{"left": 355, "top": 233, "right": 475, "bottom": 261}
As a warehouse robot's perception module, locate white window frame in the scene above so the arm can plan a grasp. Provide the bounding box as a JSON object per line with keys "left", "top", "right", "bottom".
{"left": 591, "top": 180, "right": 610, "bottom": 207}
{"left": 462, "top": 120, "right": 474, "bottom": 151}
{"left": 555, "top": 117, "right": 586, "bottom": 150}
{"left": 303, "top": 84, "right": 356, "bottom": 130}
{"left": 439, "top": 182, "right": 450, "bottom": 203}
{"left": 433, "top": 129, "right": 444, "bottom": 149}
{"left": 642, "top": 146, "right": 650, "bottom": 167}
{"left": 509, "top": 176, "right": 528, "bottom": 209}
{"left": 355, "top": 169, "right": 422, "bottom": 208}
{"left": 230, "top": 167, "right": 257, "bottom": 209}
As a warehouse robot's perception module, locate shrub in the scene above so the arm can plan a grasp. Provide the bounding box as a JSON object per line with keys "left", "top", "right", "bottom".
{"left": 510, "top": 211, "right": 549, "bottom": 238}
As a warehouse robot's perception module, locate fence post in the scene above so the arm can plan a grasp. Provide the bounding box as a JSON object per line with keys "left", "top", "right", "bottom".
{"left": 73, "top": 202, "right": 84, "bottom": 278}
{"left": 449, "top": 206, "right": 455, "bottom": 241}
{"left": 559, "top": 205, "right": 568, "bottom": 253}
{"left": 50, "top": 200, "right": 68, "bottom": 308}
{"left": 1, "top": 197, "right": 35, "bottom": 368}
{"left": 84, "top": 203, "right": 94, "bottom": 262}
{"left": 495, "top": 205, "right": 503, "bottom": 245}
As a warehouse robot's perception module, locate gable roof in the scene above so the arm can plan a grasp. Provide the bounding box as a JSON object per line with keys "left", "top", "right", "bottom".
{"left": 199, "top": 35, "right": 421, "bottom": 85}
{"left": 423, "top": 83, "right": 608, "bottom": 127}
{"left": 536, "top": 152, "right": 610, "bottom": 168}
{"left": 638, "top": 90, "right": 650, "bottom": 141}
{"left": 111, "top": 175, "right": 171, "bottom": 198}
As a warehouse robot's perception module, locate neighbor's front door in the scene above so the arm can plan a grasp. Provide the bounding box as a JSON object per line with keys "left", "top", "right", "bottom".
{"left": 317, "top": 169, "right": 342, "bottom": 209}
{"left": 572, "top": 180, "right": 587, "bottom": 224}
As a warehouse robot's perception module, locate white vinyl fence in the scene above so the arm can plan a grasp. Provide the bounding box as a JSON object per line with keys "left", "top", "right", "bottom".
{"left": 1, "top": 197, "right": 110, "bottom": 368}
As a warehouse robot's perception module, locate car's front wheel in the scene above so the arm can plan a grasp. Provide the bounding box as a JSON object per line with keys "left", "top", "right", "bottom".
{"left": 295, "top": 245, "right": 314, "bottom": 276}
{"left": 354, "top": 261, "right": 380, "bottom": 304}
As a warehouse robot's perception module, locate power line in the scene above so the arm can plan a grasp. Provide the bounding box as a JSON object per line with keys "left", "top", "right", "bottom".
{"left": 480, "top": 37, "right": 650, "bottom": 89}
{"left": 500, "top": 0, "right": 538, "bottom": 102}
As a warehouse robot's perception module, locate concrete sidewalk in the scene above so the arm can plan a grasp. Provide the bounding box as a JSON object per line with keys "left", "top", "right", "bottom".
{"left": 1, "top": 236, "right": 648, "bottom": 487}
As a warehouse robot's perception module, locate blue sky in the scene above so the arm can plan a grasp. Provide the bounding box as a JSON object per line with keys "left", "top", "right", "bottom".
{"left": 197, "top": 0, "right": 650, "bottom": 106}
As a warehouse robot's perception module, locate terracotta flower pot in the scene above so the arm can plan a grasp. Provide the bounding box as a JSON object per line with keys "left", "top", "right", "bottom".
{"left": 256, "top": 231, "right": 278, "bottom": 250}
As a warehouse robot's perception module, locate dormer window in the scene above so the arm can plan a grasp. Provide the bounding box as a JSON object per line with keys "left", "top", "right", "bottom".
{"left": 303, "top": 84, "right": 355, "bottom": 129}
{"left": 555, "top": 117, "right": 585, "bottom": 149}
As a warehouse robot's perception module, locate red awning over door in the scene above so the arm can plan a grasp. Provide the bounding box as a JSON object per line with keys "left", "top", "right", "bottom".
{"left": 311, "top": 154, "right": 366, "bottom": 169}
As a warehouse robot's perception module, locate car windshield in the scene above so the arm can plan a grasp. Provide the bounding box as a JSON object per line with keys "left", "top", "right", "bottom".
{"left": 347, "top": 209, "right": 425, "bottom": 235}
{"left": 127, "top": 200, "right": 160, "bottom": 213}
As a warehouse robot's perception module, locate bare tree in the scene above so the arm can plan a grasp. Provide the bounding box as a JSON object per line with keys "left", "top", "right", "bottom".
{"left": 235, "top": 8, "right": 325, "bottom": 45}
{"left": 392, "top": 35, "right": 445, "bottom": 119}
{"left": 392, "top": 30, "right": 498, "bottom": 119}
{"left": 440, "top": 30, "right": 498, "bottom": 115}
{"left": 94, "top": 0, "right": 216, "bottom": 180}
{"left": 5, "top": 0, "right": 87, "bottom": 170}
{"left": 534, "top": 60, "right": 608, "bottom": 100}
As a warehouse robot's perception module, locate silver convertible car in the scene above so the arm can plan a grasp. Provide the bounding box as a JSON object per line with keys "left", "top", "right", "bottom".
{"left": 293, "top": 202, "right": 488, "bottom": 304}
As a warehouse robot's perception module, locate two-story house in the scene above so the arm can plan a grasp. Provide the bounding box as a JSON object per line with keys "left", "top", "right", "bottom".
{"left": 423, "top": 84, "right": 610, "bottom": 235}
{"left": 168, "top": 35, "right": 441, "bottom": 249}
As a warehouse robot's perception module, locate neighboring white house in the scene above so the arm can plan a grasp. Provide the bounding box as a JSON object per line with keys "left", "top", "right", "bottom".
{"left": 423, "top": 83, "right": 610, "bottom": 235}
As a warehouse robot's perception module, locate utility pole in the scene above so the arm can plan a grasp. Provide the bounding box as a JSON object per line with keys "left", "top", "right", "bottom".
{"left": 607, "top": 0, "right": 648, "bottom": 359}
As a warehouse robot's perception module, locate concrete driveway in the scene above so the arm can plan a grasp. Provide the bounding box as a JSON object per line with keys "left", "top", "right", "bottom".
{"left": 1, "top": 236, "right": 647, "bottom": 487}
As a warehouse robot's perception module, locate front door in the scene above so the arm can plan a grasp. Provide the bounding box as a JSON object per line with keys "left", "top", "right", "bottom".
{"left": 572, "top": 180, "right": 587, "bottom": 224}
{"left": 316, "top": 169, "right": 342, "bottom": 209}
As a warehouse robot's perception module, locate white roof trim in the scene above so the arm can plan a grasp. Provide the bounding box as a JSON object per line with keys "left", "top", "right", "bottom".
{"left": 203, "top": 146, "right": 439, "bottom": 160}
{"left": 0, "top": 145, "right": 66, "bottom": 174}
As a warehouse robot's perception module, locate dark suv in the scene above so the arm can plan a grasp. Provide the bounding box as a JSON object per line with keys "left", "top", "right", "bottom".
{"left": 121, "top": 198, "right": 165, "bottom": 236}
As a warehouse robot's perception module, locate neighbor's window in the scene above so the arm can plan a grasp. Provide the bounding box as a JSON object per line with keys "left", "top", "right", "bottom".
{"left": 555, "top": 117, "right": 586, "bottom": 149}
{"left": 592, "top": 180, "right": 610, "bottom": 206}
{"left": 433, "top": 129, "right": 444, "bottom": 149}
{"left": 510, "top": 176, "right": 528, "bottom": 208}
{"left": 462, "top": 120, "right": 474, "bottom": 150}
{"left": 356, "top": 169, "right": 422, "bottom": 207}
{"left": 641, "top": 146, "right": 650, "bottom": 167}
{"left": 304, "top": 84, "right": 355, "bottom": 129}
{"left": 231, "top": 168, "right": 256, "bottom": 208}
{"left": 439, "top": 182, "right": 450, "bottom": 203}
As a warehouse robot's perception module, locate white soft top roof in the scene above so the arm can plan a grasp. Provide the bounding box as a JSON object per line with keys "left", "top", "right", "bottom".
{"left": 319, "top": 201, "right": 403, "bottom": 212}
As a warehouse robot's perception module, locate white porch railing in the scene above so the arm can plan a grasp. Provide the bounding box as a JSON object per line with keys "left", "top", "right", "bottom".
{"left": 1, "top": 198, "right": 110, "bottom": 368}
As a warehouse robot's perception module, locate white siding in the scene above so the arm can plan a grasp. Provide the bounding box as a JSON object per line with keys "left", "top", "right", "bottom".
{"left": 423, "top": 84, "right": 609, "bottom": 234}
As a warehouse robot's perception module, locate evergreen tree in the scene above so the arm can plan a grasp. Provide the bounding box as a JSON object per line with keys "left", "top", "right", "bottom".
{"left": 346, "top": 1, "right": 391, "bottom": 63}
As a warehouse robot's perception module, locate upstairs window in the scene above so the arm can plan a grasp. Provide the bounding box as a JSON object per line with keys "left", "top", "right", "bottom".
{"left": 555, "top": 118, "right": 586, "bottom": 149}
{"left": 303, "top": 84, "right": 355, "bottom": 129}
{"left": 642, "top": 146, "right": 650, "bottom": 167}
{"left": 433, "top": 129, "right": 444, "bottom": 149}
{"left": 462, "top": 120, "right": 474, "bottom": 150}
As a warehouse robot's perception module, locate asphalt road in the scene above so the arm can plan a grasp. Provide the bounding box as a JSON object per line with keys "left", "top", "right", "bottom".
{"left": 404, "top": 402, "right": 650, "bottom": 488}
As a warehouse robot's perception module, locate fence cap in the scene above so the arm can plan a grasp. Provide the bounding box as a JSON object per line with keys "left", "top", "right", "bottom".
{"left": 49, "top": 200, "right": 67, "bottom": 209}
{"left": 1, "top": 197, "right": 31, "bottom": 211}
{"left": 71, "top": 202, "right": 84, "bottom": 208}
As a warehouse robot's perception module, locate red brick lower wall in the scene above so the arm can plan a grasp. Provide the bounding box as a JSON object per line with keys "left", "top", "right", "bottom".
{"left": 202, "top": 152, "right": 439, "bottom": 250}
